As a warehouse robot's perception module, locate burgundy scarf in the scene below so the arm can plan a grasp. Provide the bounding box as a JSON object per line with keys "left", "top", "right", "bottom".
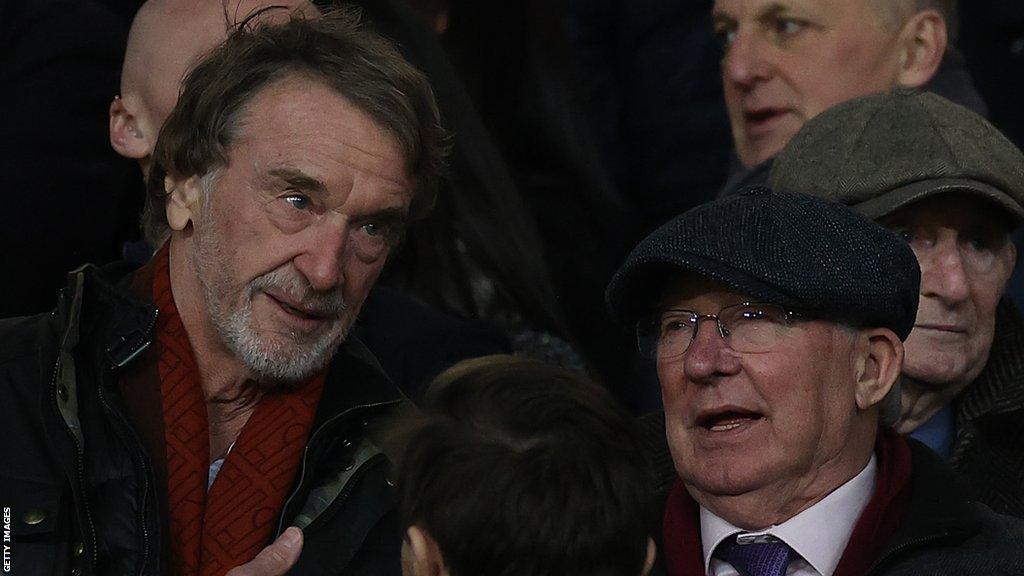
{"left": 121, "top": 243, "right": 326, "bottom": 575}
{"left": 662, "top": 429, "right": 912, "bottom": 576}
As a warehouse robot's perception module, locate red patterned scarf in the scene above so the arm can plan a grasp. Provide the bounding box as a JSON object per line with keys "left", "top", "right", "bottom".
{"left": 662, "top": 429, "right": 912, "bottom": 576}
{"left": 148, "top": 243, "right": 325, "bottom": 576}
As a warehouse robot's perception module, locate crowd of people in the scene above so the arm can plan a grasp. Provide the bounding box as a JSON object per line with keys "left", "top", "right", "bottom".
{"left": 3, "top": 0, "right": 1024, "bottom": 575}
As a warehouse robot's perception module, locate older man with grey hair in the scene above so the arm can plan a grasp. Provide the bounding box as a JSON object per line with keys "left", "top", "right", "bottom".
{"left": 769, "top": 89, "right": 1024, "bottom": 517}
{"left": 0, "top": 10, "right": 443, "bottom": 576}
{"left": 617, "top": 188, "right": 1024, "bottom": 576}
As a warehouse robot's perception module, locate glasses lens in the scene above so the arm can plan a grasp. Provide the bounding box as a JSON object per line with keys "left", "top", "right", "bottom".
{"left": 637, "top": 311, "right": 695, "bottom": 359}
{"left": 720, "top": 304, "right": 788, "bottom": 352}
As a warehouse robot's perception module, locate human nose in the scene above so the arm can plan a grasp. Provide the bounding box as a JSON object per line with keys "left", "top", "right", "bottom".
{"left": 722, "top": 28, "right": 772, "bottom": 89}
{"left": 919, "top": 239, "right": 970, "bottom": 305}
{"left": 682, "top": 317, "right": 739, "bottom": 383}
{"left": 293, "top": 218, "right": 347, "bottom": 292}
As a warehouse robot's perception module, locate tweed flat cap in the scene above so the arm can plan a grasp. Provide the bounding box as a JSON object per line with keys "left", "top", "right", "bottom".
{"left": 606, "top": 187, "right": 921, "bottom": 340}
{"left": 768, "top": 90, "right": 1024, "bottom": 222}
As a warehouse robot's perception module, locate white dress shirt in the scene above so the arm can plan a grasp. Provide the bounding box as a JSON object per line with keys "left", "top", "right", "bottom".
{"left": 700, "top": 455, "right": 877, "bottom": 576}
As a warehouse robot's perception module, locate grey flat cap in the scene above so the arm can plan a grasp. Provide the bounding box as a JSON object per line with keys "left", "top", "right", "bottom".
{"left": 768, "top": 90, "right": 1024, "bottom": 222}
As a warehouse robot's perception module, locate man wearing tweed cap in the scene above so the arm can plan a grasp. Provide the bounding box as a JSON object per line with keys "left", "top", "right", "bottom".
{"left": 770, "top": 89, "right": 1024, "bottom": 518}
{"left": 611, "top": 188, "right": 1024, "bottom": 576}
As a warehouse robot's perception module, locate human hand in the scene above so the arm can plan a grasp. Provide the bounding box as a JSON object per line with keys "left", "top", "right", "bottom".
{"left": 225, "top": 527, "right": 303, "bottom": 576}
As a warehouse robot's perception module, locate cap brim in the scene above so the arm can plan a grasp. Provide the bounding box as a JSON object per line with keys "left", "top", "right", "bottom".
{"left": 605, "top": 254, "right": 799, "bottom": 325}
{"left": 854, "top": 178, "right": 1024, "bottom": 224}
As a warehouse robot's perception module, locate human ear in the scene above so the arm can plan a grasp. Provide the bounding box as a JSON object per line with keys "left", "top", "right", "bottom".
{"left": 895, "top": 10, "right": 947, "bottom": 88}
{"left": 640, "top": 538, "right": 657, "bottom": 576}
{"left": 109, "top": 95, "right": 155, "bottom": 160}
{"left": 165, "top": 175, "right": 203, "bottom": 232}
{"left": 853, "top": 328, "right": 904, "bottom": 411}
{"left": 406, "top": 526, "right": 447, "bottom": 576}
{"left": 998, "top": 240, "right": 1017, "bottom": 291}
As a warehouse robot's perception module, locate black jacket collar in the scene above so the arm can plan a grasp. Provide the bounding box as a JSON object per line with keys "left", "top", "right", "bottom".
{"left": 871, "top": 439, "right": 983, "bottom": 572}
{"left": 64, "top": 262, "right": 404, "bottom": 425}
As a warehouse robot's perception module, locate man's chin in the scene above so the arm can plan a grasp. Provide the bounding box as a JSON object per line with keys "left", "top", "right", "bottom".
{"left": 683, "top": 465, "right": 773, "bottom": 500}
{"left": 677, "top": 445, "right": 775, "bottom": 497}
{"left": 902, "top": 344, "right": 984, "bottom": 391}
{"left": 902, "top": 362, "right": 980, "bottom": 393}
{"left": 232, "top": 326, "right": 348, "bottom": 384}
{"left": 737, "top": 138, "right": 787, "bottom": 170}
{"left": 735, "top": 118, "right": 800, "bottom": 169}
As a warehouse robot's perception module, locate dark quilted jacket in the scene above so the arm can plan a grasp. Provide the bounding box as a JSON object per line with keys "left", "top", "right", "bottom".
{"left": 0, "top": 264, "right": 404, "bottom": 576}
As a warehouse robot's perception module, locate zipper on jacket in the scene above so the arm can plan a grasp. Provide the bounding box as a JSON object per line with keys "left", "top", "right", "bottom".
{"left": 96, "top": 369, "right": 153, "bottom": 576}
{"left": 94, "top": 307, "right": 159, "bottom": 576}
{"left": 51, "top": 355, "right": 99, "bottom": 568}
{"left": 275, "top": 400, "right": 398, "bottom": 537}
{"left": 867, "top": 531, "right": 952, "bottom": 574}
{"left": 301, "top": 454, "right": 387, "bottom": 535}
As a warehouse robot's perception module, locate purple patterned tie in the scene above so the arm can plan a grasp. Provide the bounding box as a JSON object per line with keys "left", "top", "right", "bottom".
{"left": 714, "top": 534, "right": 796, "bottom": 576}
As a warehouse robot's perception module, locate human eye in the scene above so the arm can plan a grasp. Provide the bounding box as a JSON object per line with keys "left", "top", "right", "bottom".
{"left": 361, "top": 222, "right": 384, "bottom": 237}
{"left": 890, "top": 226, "right": 932, "bottom": 250}
{"left": 660, "top": 313, "right": 693, "bottom": 335}
{"left": 350, "top": 217, "right": 404, "bottom": 262}
{"left": 713, "top": 23, "right": 738, "bottom": 51}
{"left": 775, "top": 17, "right": 804, "bottom": 34}
{"left": 767, "top": 15, "right": 808, "bottom": 43}
{"left": 895, "top": 228, "right": 914, "bottom": 243}
{"left": 965, "top": 234, "right": 995, "bottom": 252}
{"left": 283, "top": 192, "right": 312, "bottom": 211}
{"left": 961, "top": 233, "right": 1001, "bottom": 271}
{"left": 359, "top": 217, "right": 405, "bottom": 245}
{"left": 264, "top": 189, "right": 319, "bottom": 230}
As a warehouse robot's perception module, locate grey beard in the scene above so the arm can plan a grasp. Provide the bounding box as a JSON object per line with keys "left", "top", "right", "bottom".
{"left": 191, "top": 188, "right": 349, "bottom": 383}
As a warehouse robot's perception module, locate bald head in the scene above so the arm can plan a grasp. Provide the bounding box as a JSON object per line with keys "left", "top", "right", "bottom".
{"left": 110, "top": 0, "right": 318, "bottom": 172}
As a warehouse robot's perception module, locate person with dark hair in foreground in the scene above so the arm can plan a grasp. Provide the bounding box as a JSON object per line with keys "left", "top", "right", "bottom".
{"left": 385, "top": 355, "right": 657, "bottom": 576}
{"left": 0, "top": 10, "right": 442, "bottom": 576}
{"left": 611, "top": 188, "right": 1024, "bottom": 575}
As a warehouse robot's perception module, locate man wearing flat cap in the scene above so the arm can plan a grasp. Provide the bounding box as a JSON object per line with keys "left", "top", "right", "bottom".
{"left": 609, "top": 188, "right": 1024, "bottom": 576}
{"left": 769, "top": 89, "right": 1024, "bottom": 517}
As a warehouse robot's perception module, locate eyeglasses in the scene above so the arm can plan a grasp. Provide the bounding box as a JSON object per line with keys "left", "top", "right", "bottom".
{"left": 636, "top": 302, "right": 803, "bottom": 359}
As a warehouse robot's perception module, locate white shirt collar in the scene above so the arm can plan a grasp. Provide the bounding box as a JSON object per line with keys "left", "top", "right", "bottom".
{"left": 699, "top": 455, "right": 877, "bottom": 576}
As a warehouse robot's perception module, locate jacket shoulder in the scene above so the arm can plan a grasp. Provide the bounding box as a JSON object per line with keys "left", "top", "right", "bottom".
{"left": 0, "top": 311, "right": 57, "bottom": 361}
{"left": 880, "top": 504, "right": 1024, "bottom": 575}
{"left": 0, "top": 311, "right": 60, "bottom": 404}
